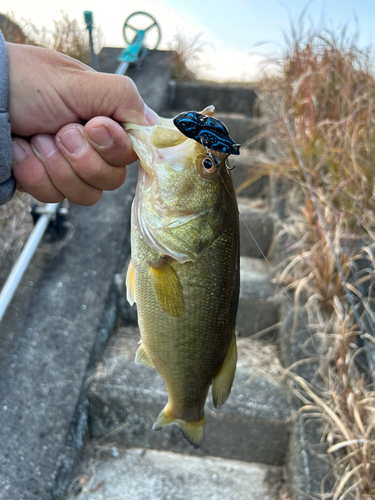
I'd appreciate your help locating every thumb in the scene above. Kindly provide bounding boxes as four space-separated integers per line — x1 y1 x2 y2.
63 71 160 126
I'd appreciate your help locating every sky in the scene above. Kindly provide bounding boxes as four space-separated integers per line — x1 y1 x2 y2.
3 0 375 81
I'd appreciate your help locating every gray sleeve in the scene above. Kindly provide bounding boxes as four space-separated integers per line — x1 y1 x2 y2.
0 30 16 206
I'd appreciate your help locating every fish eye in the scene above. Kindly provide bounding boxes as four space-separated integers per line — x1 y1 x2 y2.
201 156 217 174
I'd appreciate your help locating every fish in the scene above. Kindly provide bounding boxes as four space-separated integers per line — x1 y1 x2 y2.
123 105 240 446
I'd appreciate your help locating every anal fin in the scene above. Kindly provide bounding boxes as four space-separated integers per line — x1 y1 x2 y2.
212 332 237 408
135 342 155 368
148 258 183 318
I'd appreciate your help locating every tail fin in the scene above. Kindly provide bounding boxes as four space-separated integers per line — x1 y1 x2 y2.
152 404 205 446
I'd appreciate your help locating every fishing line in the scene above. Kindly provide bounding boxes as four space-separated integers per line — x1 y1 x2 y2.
217 165 317 341
220 119 374 378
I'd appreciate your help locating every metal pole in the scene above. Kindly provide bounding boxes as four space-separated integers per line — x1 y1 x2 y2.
0 203 59 323
88 30 99 71
115 61 129 75
84 11 99 71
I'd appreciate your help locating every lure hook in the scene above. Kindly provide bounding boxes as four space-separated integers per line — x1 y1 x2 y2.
225 157 236 170
202 142 235 171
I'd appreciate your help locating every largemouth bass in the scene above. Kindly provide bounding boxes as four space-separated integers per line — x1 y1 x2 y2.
124 106 240 446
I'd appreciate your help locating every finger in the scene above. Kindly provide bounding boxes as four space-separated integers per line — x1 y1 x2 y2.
55 124 127 191
12 138 64 203
64 72 160 126
30 133 103 206
84 117 138 166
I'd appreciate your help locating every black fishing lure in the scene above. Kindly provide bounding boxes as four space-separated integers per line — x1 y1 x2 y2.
173 111 241 156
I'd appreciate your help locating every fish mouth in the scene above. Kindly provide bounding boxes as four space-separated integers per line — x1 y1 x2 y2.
124 119 194 178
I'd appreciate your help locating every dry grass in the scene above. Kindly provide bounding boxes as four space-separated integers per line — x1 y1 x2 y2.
167 32 207 81
287 307 375 498
0 13 25 43
253 18 375 499
1 11 103 64
258 25 375 230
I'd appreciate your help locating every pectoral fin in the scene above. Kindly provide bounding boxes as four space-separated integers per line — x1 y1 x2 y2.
126 259 136 305
135 342 155 368
148 258 183 318
212 332 237 408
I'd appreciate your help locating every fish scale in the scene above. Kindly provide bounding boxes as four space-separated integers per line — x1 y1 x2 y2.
132 221 238 423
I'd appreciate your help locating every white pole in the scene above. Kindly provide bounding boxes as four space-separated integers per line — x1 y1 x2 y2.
0 203 60 323
115 61 129 75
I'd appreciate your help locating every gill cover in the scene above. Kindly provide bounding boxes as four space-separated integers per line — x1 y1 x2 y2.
124 108 225 263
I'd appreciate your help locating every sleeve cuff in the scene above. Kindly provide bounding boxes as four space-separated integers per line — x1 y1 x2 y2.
0 175 16 206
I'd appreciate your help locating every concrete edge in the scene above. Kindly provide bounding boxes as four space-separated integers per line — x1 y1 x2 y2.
270 175 334 499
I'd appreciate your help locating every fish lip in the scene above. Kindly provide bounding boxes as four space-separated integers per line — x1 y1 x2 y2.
126 119 190 175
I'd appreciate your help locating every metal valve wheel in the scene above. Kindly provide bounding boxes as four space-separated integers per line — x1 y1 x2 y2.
123 11 161 50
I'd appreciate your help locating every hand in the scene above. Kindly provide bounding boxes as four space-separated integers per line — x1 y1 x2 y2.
6 42 159 205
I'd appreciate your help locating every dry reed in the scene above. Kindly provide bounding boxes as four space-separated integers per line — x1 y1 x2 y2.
255 18 375 499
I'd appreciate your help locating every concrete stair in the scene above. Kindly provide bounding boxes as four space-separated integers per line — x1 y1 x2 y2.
238 257 280 338
86 327 289 466
66 448 282 500
231 148 269 198
238 197 274 258
215 112 265 149
167 81 259 115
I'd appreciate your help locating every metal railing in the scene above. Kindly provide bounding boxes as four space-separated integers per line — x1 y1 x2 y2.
0 203 61 323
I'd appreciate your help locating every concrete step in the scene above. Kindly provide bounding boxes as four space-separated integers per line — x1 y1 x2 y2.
66 448 283 500
231 148 269 198
237 257 280 338
238 197 274 258
0 180 138 500
87 327 290 466
216 112 264 150
168 80 259 116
